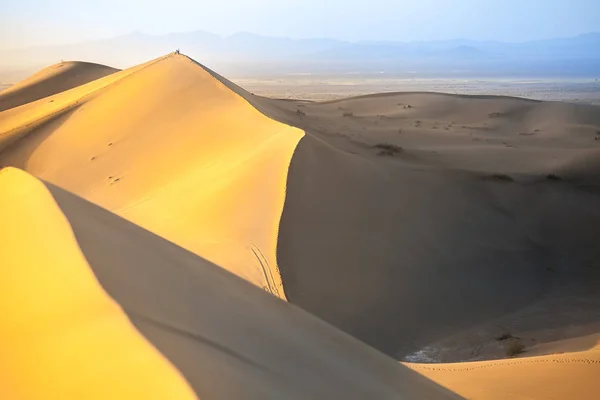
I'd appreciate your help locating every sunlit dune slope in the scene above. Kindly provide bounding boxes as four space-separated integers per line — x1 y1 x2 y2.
0 167 459 400
3 168 598 399
0 61 118 112
0 53 304 296
410 343 600 400
0 168 197 400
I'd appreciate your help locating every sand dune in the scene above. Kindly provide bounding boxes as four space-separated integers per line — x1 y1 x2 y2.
0 168 458 399
0 53 303 297
2 54 600 399
0 168 197 400
3 168 600 399
259 92 600 357
0 61 118 112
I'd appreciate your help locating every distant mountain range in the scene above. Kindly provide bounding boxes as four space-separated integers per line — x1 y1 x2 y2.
2 31 600 81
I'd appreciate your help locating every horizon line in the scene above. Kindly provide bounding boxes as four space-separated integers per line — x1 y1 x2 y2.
3 29 599 52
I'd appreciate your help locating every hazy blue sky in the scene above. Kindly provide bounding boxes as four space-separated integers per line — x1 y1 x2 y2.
1 0 599 49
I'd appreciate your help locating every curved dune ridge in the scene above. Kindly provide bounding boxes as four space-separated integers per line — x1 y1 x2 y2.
0 52 304 297
0 61 119 112
0 168 459 400
0 168 197 400
3 168 600 399
1 53 600 399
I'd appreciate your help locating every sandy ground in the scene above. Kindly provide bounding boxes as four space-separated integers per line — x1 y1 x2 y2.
410 341 600 400
1 53 600 399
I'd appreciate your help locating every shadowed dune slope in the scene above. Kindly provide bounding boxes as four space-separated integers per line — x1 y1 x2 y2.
4 169 599 400
269 92 600 357
1 55 600 399
2 56 599 359
0 168 197 400
0 53 304 297
0 61 119 112
0 167 459 400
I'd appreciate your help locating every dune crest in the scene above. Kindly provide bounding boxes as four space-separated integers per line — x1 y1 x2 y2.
0 168 459 399
0 53 304 297
0 167 197 400
0 61 118 112
1 54 600 399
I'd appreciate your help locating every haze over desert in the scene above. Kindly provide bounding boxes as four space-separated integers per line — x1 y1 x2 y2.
1 1 600 399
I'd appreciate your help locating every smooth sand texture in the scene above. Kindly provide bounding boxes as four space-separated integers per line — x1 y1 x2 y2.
0 53 303 297
0 168 197 400
410 345 600 400
266 93 600 357
0 61 118 112
1 55 600 399
0 168 458 400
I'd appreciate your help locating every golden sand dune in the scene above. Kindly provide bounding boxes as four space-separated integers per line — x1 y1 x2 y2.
0 168 196 400
0 168 458 399
3 170 600 400
0 61 118 112
3 168 599 399
0 53 303 297
2 54 600 399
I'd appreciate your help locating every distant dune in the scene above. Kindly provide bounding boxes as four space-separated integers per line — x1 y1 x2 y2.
0 61 118 112
1 53 600 399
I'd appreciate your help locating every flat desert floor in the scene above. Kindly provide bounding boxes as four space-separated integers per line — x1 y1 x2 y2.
235 76 600 104
1 53 599 399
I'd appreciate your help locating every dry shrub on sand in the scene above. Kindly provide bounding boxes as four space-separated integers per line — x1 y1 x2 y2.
485 174 514 183
374 143 403 156
496 331 514 341
506 339 525 357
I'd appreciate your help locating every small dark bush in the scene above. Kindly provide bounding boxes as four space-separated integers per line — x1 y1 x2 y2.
506 339 525 357
486 174 514 183
296 109 306 117
546 174 561 181
496 331 514 341
374 143 403 156
343 111 354 117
